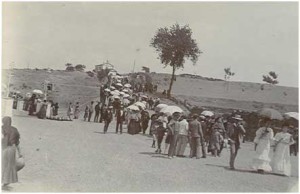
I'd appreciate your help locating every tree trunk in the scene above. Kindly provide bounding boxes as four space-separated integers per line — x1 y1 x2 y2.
167 65 176 98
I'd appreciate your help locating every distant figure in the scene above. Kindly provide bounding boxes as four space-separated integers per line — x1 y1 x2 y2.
115 106 126 134
189 115 205 159
46 101 52 118
103 106 113 134
99 104 106 123
53 103 59 116
28 94 36 115
127 110 142 135
94 102 101 122
2 116 22 188
176 115 189 157
88 101 94 122
141 110 150 135
83 105 89 121
252 118 273 174
37 100 47 119
271 122 295 176
67 103 73 120
167 113 181 159
74 102 80 119
227 115 246 170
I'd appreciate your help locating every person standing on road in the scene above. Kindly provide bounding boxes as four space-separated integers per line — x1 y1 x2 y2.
189 114 206 159
115 106 125 134
252 118 273 174
2 116 22 189
94 102 101 122
66 102 73 120
74 102 80 119
271 122 295 176
175 115 189 157
141 110 150 135
167 112 181 159
103 106 113 134
226 115 246 170
88 101 94 122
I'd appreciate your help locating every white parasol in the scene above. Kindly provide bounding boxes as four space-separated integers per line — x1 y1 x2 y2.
127 105 140 111
201 110 214 117
284 112 299 120
124 83 131 88
33 89 43 95
160 106 183 115
154 104 168 112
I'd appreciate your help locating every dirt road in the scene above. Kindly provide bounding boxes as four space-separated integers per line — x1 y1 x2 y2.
5 113 299 192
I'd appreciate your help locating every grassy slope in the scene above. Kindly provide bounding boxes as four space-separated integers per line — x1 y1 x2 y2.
3 69 100 111
151 73 298 113
2 69 298 113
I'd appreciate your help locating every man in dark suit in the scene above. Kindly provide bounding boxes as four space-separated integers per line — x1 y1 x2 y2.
227 115 246 169
189 114 206 159
115 106 125 134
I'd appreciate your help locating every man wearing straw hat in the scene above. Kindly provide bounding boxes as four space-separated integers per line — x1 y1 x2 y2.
227 114 246 170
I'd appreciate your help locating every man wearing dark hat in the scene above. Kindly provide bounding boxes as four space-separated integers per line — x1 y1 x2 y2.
103 106 113 134
115 106 125 134
227 114 246 169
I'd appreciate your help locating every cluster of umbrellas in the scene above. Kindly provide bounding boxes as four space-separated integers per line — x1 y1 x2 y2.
199 108 298 122
104 84 132 100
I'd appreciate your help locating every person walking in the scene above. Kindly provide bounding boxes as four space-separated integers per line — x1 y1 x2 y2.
88 101 94 122
209 116 225 157
252 118 274 174
2 117 22 189
103 106 113 134
94 102 101 122
67 102 73 120
271 122 295 176
227 115 246 170
175 115 189 157
99 104 106 123
189 114 206 159
37 100 47 119
115 106 125 134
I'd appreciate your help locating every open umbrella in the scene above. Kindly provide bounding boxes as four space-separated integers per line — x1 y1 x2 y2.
116 83 123 87
134 102 146 109
33 89 43 95
116 79 121 83
108 71 117 76
122 89 129 93
154 104 168 112
284 112 299 120
104 88 110 92
123 99 130 105
141 95 148 99
110 86 116 90
123 93 130 98
258 108 283 120
119 91 125 96
160 106 183 115
113 95 120 99
201 110 214 117
127 105 140 111
124 83 131 88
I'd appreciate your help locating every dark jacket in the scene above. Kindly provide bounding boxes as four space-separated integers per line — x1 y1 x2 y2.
189 119 203 138
227 122 245 145
116 109 125 122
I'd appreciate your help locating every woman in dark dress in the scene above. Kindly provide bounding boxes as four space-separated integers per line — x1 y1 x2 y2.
37 100 47 119
28 94 36 115
128 110 141 135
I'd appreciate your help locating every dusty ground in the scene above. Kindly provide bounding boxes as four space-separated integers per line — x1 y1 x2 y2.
3 111 299 192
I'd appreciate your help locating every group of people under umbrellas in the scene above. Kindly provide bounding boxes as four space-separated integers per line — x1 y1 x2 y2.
148 107 297 177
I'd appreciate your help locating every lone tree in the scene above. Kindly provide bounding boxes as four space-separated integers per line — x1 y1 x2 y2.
261 71 279 90
65 63 74 71
150 23 201 98
263 71 279 85
224 67 235 91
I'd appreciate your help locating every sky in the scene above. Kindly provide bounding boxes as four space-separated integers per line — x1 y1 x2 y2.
3 2 298 87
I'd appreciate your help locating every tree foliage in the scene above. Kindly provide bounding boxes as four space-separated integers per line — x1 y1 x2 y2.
262 71 279 85
75 64 86 72
142 66 150 73
65 63 75 71
224 67 235 81
150 23 201 97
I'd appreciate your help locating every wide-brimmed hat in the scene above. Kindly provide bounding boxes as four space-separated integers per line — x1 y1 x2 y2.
232 114 243 121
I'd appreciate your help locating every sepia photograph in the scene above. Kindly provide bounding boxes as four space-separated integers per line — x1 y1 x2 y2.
2 1 299 192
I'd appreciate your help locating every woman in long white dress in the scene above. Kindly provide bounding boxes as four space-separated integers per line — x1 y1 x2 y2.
271 122 295 176
252 118 274 173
